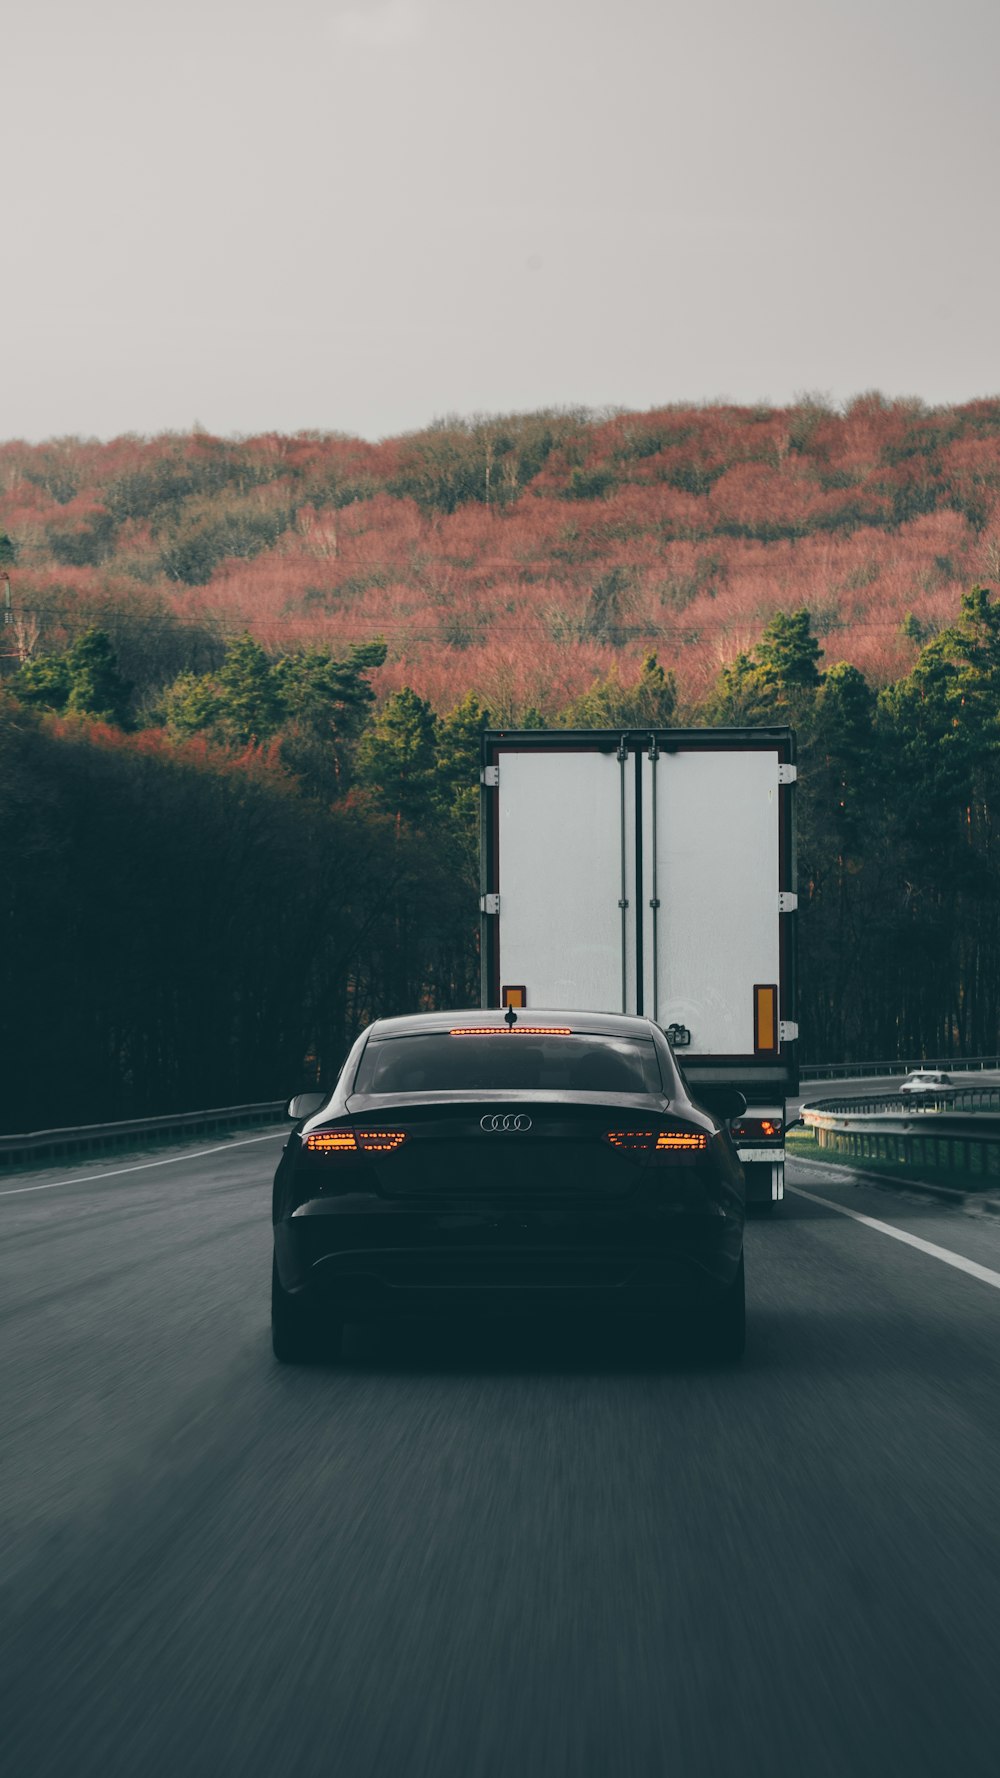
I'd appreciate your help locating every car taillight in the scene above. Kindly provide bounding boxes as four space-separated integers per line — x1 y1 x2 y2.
306 1131 359 1153
653 1131 708 1152
304 1130 408 1154
731 1118 783 1141
605 1130 656 1152
604 1127 708 1163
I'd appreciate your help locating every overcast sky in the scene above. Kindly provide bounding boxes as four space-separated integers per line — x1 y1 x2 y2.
4 0 998 441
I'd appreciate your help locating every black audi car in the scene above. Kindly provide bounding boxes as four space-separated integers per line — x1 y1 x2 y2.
271 1009 747 1362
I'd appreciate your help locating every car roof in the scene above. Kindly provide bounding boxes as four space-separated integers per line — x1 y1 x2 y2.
367 1009 664 1041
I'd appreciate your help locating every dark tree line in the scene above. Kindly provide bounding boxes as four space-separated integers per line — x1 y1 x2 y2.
0 700 476 1133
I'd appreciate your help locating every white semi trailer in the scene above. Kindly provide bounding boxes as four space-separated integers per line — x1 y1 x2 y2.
479 727 798 1206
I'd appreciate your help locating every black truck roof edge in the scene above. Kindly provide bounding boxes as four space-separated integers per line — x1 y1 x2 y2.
480 721 793 743
482 725 796 758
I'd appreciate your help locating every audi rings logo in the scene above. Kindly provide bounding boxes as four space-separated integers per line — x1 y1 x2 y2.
480 1113 532 1132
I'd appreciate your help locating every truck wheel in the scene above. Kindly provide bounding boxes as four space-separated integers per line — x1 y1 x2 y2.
271 1254 343 1363
705 1253 746 1362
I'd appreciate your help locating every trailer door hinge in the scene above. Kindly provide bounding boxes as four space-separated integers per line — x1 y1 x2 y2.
779 1020 799 1042
778 891 798 913
480 765 499 787
777 763 797 785
480 893 500 916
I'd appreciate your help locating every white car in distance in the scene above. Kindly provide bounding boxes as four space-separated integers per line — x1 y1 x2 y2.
898 1070 955 1097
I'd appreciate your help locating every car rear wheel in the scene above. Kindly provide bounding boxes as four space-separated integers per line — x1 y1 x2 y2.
704 1252 746 1362
271 1254 343 1363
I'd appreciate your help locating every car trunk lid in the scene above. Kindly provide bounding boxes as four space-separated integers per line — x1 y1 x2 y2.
343 1092 659 1199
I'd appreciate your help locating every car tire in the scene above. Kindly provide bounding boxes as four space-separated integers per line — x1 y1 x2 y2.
705 1252 746 1362
271 1254 343 1363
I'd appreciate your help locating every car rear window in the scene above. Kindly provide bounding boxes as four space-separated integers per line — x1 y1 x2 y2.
354 1033 663 1095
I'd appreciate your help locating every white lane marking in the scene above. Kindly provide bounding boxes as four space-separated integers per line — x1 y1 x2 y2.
0 1130 286 1199
789 1183 1000 1292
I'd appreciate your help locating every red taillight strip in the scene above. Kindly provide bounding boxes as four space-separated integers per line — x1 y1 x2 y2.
449 1027 573 1036
655 1131 707 1152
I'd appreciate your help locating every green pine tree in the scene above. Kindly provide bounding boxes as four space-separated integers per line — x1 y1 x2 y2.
434 692 490 813
64 629 132 725
559 653 676 728
10 650 72 713
163 671 224 739
215 634 282 744
357 688 439 827
11 628 131 725
756 608 823 690
705 609 824 724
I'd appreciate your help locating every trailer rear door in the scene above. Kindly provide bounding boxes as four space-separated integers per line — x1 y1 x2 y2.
485 734 792 1058
490 746 635 1012
641 745 782 1055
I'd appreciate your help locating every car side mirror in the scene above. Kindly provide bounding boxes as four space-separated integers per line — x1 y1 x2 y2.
697 1086 748 1121
287 1091 326 1121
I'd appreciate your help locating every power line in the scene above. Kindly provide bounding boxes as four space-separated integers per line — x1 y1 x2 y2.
5 601 964 637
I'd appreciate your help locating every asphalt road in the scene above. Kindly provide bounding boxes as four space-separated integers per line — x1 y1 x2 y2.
5 1126 1000 1778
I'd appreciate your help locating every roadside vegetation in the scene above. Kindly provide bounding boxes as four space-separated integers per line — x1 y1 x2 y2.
2 400 999 1129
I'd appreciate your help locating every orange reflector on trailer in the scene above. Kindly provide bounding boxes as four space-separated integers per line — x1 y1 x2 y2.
754 984 778 1053
502 985 526 1008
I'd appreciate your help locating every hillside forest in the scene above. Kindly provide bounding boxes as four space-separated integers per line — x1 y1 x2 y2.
1 398 999 1129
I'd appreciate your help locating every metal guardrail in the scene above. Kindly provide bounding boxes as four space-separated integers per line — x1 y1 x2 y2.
0 1101 286 1171
803 1087 1000 1116
800 1094 1000 1188
799 1056 1000 1079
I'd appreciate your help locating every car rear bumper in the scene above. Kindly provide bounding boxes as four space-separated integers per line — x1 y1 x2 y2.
275 1199 742 1315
